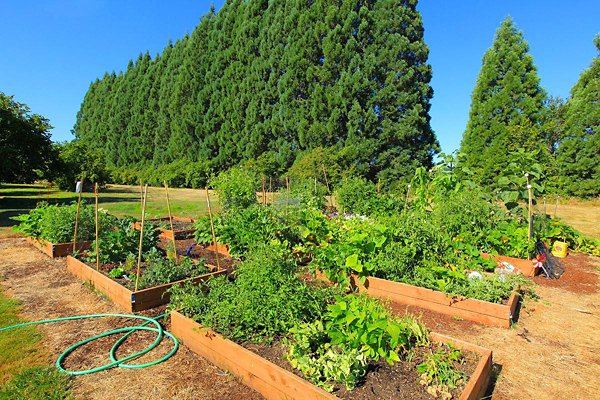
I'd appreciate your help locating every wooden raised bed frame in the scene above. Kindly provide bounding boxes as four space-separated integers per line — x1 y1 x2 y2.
171 311 492 400
480 252 538 277
350 274 519 328
66 256 225 312
25 237 92 258
133 217 196 240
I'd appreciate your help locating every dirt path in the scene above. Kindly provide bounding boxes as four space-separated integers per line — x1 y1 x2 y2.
402 253 600 400
1 237 599 399
0 238 261 400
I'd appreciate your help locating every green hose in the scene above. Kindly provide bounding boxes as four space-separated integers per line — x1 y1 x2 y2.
0 313 178 375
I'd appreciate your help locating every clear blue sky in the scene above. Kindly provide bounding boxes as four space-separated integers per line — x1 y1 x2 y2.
1 0 598 154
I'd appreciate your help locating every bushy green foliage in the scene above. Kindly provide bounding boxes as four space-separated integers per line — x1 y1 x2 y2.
84 216 160 264
12 202 115 244
334 176 404 216
51 140 110 190
136 255 209 290
169 245 338 342
417 345 466 397
211 167 258 212
0 92 55 183
286 294 428 391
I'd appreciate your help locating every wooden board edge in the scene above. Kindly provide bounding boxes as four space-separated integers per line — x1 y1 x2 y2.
171 311 336 400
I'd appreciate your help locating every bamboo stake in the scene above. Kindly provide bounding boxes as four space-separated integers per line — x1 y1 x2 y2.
377 178 381 194
73 180 84 253
322 165 331 209
262 176 266 206
525 173 533 241
269 177 273 204
285 176 290 215
554 196 559 218
134 185 148 291
404 184 411 211
139 179 143 204
164 181 176 257
94 183 100 271
205 187 221 270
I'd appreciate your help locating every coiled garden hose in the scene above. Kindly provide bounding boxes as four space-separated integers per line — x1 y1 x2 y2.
0 313 178 375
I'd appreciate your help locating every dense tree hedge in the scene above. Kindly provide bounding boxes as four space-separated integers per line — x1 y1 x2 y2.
74 0 439 186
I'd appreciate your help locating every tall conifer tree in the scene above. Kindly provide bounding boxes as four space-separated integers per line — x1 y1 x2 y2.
556 35 600 197
460 17 546 187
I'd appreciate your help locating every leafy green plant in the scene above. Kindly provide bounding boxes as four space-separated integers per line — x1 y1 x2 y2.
325 294 428 364
417 344 466 399
12 202 115 243
135 255 209 290
169 245 338 342
211 167 258 211
286 320 368 391
84 216 160 264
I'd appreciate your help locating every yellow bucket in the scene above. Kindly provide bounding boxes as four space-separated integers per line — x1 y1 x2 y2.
552 241 568 258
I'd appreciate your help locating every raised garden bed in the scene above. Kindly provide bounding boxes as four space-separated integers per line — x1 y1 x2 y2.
25 236 92 258
133 217 196 240
350 274 520 328
171 310 492 400
66 256 225 312
480 252 538 277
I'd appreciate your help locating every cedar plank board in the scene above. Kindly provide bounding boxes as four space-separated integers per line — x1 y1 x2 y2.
480 252 538 277
66 256 224 312
171 312 492 400
171 311 336 400
26 237 92 258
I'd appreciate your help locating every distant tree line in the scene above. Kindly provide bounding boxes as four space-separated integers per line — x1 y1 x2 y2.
460 18 599 198
74 0 439 191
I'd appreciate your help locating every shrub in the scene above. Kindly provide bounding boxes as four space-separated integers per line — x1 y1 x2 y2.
211 167 258 211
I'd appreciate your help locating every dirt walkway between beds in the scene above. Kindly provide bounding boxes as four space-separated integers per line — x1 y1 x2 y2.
399 253 600 400
0 238 261 400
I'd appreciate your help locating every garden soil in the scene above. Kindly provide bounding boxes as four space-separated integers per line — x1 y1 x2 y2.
1 237 599 399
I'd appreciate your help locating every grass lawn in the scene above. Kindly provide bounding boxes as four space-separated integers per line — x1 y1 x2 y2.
0 285 72 399
0 183 220 238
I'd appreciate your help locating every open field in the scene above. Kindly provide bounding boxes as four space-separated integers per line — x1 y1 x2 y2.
2 183 599 240
0 183 220 238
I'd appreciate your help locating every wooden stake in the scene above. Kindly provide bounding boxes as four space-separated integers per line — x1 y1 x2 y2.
377 178 381 194
73 180 84 253
164 181 176 257
404 184 411 211
134 184 148 291
139 179 143 205
525 173 533 241
262 176 266 206
94 183 100 271
205 187 221 271
322 165 332 209
314 176 317 195
554 196 559 218
285 176 290 214
269 177 273 204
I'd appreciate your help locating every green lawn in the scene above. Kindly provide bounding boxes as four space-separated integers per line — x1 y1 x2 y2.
0 183 220 238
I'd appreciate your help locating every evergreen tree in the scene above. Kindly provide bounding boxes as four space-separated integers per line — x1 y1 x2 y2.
556 35 600 197
460 17 547 188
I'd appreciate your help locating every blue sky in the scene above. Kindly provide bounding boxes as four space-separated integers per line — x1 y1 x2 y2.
1 0 598 154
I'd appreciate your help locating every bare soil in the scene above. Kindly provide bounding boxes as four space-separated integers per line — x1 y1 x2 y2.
0 238 260 400
243 339 477 400
171 238 236 273
405 252 600 400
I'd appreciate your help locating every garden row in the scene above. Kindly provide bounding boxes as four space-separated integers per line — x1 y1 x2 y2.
13 166 599 399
